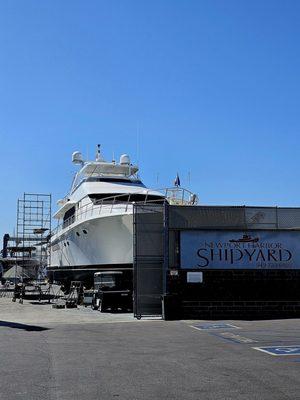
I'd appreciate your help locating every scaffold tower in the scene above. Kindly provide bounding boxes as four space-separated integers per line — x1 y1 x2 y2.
15 193 52 281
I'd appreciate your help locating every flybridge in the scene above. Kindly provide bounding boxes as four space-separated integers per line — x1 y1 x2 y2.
53 144 167 218
78 161 138 177
71 145 139 192
72 144 138 176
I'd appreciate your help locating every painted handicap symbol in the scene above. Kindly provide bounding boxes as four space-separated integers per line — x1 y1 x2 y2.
253 346 300 356
191 322 240 330
275 347 300 354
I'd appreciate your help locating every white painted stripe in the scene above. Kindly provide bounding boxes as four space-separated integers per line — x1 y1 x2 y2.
224 323 241 329
219 332 257 343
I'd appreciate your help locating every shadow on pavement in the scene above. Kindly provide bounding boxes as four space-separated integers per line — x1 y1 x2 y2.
0 320 50 331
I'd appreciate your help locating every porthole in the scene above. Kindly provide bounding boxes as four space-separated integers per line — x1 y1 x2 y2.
76 232 80 237
63 243 66 247
67 241 70 246
83 229 88 234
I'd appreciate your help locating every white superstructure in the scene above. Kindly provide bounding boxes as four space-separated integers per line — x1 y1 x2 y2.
48 145 197 286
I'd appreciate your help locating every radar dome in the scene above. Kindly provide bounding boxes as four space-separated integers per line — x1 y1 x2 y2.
120 154 130 165
72 151 84 165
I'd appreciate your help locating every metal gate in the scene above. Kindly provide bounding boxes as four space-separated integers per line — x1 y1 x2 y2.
133 203 165 318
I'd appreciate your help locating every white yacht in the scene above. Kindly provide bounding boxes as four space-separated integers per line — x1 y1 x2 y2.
48 145 197 287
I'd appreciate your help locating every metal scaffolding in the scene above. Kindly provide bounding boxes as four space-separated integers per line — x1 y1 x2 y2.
15 193 52 282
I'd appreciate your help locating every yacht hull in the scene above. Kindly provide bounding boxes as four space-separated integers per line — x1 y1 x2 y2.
48 213 134 287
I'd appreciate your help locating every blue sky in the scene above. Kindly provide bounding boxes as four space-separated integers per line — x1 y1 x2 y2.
1 0 300 238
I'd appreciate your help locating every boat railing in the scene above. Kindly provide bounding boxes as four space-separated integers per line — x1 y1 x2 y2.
52 187 198 236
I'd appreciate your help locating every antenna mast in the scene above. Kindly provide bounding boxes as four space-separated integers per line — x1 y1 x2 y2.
136 121 140 166
96 144 101 161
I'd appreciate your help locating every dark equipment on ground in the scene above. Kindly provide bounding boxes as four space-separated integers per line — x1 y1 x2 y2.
92 271 132 312
83 289 94 306
11 282 60 303
65 281 83 308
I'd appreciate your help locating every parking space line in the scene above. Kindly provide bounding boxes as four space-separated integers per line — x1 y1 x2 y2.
214 331 258 343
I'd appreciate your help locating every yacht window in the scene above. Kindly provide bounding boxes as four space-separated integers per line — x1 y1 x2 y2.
76 232 80 237
89 193 164 204
62 206 76 229
63 206 75 222
86 177 145 186
83 229 88 234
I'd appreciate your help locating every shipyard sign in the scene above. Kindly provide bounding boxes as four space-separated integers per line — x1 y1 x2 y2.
180 230 300 269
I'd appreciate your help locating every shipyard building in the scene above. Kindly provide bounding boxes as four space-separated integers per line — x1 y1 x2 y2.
133 204 300 320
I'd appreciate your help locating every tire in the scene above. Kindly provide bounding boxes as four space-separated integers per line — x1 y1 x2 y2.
99 300 105 313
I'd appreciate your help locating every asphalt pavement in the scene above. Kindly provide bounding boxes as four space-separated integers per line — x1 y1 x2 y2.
1 298 300 400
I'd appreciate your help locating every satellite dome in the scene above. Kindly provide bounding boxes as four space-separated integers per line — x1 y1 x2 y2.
120 154 130 165
72 151 84 165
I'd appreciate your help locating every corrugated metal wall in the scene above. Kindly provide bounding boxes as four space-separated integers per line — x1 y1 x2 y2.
169 206 300 230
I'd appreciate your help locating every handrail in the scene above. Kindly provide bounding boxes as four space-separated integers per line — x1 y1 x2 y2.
52 187 198 236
